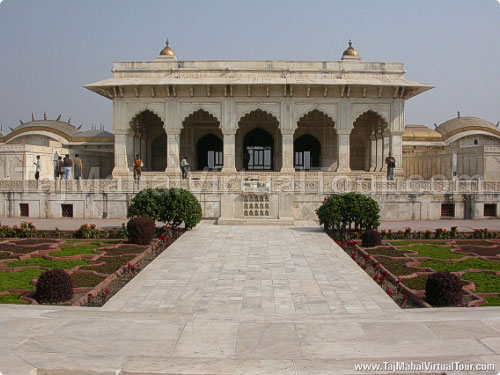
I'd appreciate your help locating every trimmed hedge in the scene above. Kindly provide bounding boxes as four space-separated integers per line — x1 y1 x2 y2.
361 230 382 247
127 217 155 245
35 269 73 304
127 188 202 229
425 271 463 307
317 193 380 232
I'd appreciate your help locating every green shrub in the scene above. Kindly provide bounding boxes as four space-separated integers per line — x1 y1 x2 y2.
34 269 73 304
127 217 156 245
425 271 463 307
316 193 380 232
128 188 202 229
361 230 382 247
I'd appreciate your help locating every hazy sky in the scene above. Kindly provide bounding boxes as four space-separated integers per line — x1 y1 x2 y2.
1 0 499 132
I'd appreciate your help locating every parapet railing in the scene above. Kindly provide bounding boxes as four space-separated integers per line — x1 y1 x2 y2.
0 175 499 195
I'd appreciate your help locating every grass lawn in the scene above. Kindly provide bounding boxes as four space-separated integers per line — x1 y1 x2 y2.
401 275 428 291
395 244 464 260
81 255 137 274
0 293 28 304
460 272 500 294
53 244 103 257
420 258 500 272
65 239 122 244
6 258 89 270
0 269 42 291
375 257 416 276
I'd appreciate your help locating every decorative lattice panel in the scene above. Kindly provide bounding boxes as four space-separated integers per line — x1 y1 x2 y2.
441 203 455 218
243 194 270 218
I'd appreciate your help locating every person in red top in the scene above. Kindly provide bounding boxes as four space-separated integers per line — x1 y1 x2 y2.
133 154 142 180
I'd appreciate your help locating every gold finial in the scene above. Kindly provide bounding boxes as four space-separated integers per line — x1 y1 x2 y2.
159 38 176 57
342 39 360 59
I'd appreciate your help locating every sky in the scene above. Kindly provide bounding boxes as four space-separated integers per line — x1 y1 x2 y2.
0 0 499 132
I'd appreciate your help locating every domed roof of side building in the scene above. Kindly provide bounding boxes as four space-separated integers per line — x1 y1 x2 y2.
12 120 79 138
435 117 500 141
403 125 442 142
74 129 114 139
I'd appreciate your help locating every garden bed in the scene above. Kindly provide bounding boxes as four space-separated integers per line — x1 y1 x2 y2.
0 228 183 306
334 233 500 308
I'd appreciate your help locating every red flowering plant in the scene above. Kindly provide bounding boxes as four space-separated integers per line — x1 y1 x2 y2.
73 223 100 239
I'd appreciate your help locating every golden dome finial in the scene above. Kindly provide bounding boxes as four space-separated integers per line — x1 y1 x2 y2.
159 38 176 57
342 39 360 60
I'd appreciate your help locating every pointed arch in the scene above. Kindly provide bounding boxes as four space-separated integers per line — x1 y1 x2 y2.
182 108 220 128
243 127 274 170
350 110 388 171
180 109 222 170
295 109 336 171
236 109 281 171
129 110 165 171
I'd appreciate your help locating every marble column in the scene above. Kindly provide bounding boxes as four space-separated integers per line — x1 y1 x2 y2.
336 132 351 172
221 131 237 173
165 131 181 174
369 133 377 171
280 132 295 173
381 133 390 171
112 133 131 176
376 130 384 171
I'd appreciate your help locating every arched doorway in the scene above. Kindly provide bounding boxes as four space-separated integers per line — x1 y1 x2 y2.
181 109 222 171
295 109 335 170
243 127 274 170
236 109 281 171
196 133 223 171
294 134 321 170
130 110 165 171
350 110 388 171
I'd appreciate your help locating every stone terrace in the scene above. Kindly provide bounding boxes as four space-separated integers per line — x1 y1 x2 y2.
0 223 500 375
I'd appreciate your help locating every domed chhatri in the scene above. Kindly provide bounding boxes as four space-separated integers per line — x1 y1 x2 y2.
342 39 360 60
159 39 176 59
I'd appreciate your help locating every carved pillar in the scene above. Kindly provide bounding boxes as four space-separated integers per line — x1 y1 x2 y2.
336 132 351 172
165 131 181 174
336 99 352 172
112 133 131 176
369 133 377 171
221 131 237 173
280 132 295 173
376 130 384 171
381 132 390 171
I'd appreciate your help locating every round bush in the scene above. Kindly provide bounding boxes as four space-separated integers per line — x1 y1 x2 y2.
35 269 73 304
361 230 382 247
127 188 202 229
127 217 155 245
425 271 463 307
316 193 380 233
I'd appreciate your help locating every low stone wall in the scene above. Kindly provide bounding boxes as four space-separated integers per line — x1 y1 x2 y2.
0 175 499 221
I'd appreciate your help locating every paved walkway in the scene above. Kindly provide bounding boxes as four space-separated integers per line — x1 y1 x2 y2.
102 225 397 316
0 223 500 375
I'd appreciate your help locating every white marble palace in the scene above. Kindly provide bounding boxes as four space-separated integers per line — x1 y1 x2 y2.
1 41 500 221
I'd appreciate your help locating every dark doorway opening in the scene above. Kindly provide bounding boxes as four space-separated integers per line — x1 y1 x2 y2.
197 134 223 171
294 134 321 170
243 128 274 170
